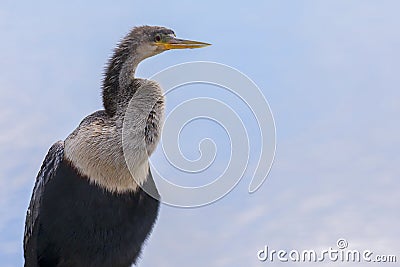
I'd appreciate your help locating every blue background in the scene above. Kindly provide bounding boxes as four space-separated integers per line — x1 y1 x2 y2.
1 1 399 266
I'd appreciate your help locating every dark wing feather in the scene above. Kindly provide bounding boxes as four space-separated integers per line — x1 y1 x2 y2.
24 141 64 265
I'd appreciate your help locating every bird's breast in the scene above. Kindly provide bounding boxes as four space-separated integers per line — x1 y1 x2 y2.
64 79 165 194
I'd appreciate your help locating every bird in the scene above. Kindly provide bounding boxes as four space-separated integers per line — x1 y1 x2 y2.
23 25 210 267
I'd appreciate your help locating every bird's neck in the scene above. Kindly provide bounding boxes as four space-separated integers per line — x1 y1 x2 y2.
102 45 141 117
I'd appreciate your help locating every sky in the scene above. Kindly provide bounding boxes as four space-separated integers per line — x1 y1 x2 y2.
1 1 400 266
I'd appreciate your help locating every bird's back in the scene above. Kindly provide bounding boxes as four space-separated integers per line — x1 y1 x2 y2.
24 142 160 267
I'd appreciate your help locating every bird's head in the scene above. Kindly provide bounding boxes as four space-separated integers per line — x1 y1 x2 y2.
126 25 211 61
102 25 210 116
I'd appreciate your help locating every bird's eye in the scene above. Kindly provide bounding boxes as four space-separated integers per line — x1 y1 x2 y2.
154 34 162 42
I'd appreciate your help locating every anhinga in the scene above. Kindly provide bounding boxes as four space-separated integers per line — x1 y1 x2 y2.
23 25 210 267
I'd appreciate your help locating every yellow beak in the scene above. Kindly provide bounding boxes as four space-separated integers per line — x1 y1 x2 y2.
157 37 211 50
